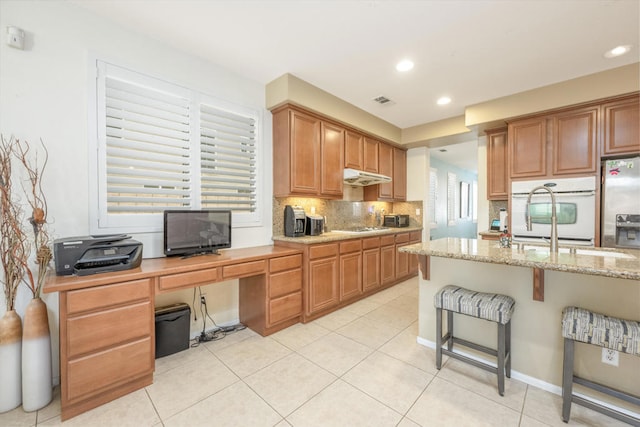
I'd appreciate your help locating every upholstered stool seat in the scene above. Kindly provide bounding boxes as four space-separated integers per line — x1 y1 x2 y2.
561 306 640 425
434 285 515 396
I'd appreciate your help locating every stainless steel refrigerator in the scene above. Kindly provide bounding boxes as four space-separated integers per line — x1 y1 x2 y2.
601 156 640 249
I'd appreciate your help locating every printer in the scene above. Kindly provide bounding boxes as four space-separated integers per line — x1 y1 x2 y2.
54 234 143 276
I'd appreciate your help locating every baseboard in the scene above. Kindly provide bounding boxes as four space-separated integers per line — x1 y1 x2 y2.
416 336 640 419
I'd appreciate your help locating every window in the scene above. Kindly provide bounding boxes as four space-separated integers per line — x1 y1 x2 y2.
447 172 457 226
90 61 261 233
429 168 438 228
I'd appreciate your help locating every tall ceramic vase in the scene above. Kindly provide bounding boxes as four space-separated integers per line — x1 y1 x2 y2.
0 310 22 413
21 297 52 412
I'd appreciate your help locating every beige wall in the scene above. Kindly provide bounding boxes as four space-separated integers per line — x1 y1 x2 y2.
420 257 640 403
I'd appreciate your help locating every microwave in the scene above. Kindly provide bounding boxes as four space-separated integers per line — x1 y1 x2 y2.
383 214 409 228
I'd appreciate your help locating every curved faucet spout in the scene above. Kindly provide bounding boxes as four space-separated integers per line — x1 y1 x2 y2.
526 185 558 253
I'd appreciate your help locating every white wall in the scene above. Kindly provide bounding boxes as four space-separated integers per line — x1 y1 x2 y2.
476 135 489 232
406 147 430 242
0 0 274 384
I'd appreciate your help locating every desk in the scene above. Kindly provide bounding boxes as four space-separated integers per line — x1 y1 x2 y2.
44 245 302 421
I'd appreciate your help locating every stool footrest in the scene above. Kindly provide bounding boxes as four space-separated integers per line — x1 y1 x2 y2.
441 348 498 375
571 395 640 426
574 375 640 407
450 336 498 358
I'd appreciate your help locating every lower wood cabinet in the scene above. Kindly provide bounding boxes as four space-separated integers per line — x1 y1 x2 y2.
380 234 396 285
362 237 381 292
395 232 410 279
340 240 362 302
307 243 340 316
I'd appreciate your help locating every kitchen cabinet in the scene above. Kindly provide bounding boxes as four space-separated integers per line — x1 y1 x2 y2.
380 234 396 285
272 106 343 198
345 131 364 169
363 137 379 173
363 143 408 201
267 255 303 327
378 143 394 198
339 240 362 302
307 243 340 316
486 128 509 200
393 148 407 201
60 278 154 421
395 232 410 279
602 95 640 156
552 106 598 175
509 116 547 178
362 237 381 292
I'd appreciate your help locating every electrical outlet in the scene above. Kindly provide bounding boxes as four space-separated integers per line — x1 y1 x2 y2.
200 295 207 305
416 208 421 216
601 348 619 366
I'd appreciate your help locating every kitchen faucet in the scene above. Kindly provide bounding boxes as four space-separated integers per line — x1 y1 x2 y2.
526 185 558 253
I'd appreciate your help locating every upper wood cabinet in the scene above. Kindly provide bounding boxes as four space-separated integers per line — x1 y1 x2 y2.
602 95 640 156
272 106 343 198
486 128 508 200
344 131 364 169
393 148 407 201
363 137 379 173
552 107 598 175
508 117 547 178
363 143 407 201
378 143 394 198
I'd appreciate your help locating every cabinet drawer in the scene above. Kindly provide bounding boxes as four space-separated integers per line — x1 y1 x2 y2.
380 235 395 246
159 268 217 291
270 269 302 298
395 233 410 244
67 337 153 402
67 301 152 359
362 237 380 250
66 279 151 315
270 254 302 273
269 292 302 325
410 231 421 242
309 243 339 260
340 240 362 254
223 260 266 279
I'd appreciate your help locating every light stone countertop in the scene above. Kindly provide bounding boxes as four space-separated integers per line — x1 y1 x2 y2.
272 226 423 244
399 238 640 281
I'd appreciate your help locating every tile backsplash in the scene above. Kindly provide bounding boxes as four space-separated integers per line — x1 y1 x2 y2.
272 197 423 236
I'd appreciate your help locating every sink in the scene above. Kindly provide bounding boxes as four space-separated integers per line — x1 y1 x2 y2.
332 227 389 234
518 245 634 259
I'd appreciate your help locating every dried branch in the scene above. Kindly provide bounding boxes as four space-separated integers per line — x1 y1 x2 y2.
0 135 28 311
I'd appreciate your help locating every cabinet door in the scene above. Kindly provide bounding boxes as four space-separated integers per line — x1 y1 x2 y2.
363 137 379 173
344 131 364 169
307 257 339 315
393 148 407 201
340 252 362 301
509 117 546 178
552 107 598 175
362 248 380 291
380 245 395 285
395 244 409 279
320 122 345 197
290 109 320 194
378 143 394 199
486 129 508 200
602 96 640 156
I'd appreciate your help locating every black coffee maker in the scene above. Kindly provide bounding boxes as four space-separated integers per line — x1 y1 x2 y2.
284 205 306 237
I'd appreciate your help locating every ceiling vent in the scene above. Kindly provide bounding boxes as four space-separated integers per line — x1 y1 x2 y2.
372 95 395 106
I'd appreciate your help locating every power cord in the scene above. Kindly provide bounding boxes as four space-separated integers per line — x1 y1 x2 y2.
190 287 246 347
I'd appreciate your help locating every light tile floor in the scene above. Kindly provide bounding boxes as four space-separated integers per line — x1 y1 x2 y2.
1 277 629 426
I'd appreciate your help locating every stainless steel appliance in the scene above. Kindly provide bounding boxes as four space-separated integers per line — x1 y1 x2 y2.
343 168 392 186
601 156 640 249
284 205 306 237
511 176 596 246
383 214 409 227
305 214 324 236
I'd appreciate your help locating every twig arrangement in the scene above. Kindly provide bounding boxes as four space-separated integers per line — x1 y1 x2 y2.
0 135 28 311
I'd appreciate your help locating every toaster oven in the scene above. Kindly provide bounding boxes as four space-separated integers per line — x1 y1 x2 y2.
383 214 409 228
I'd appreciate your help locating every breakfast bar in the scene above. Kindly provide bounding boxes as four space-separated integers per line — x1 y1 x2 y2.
400 238 640 415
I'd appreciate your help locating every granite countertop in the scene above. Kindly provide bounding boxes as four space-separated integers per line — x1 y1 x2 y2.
272 226 423 244
399 238 640 280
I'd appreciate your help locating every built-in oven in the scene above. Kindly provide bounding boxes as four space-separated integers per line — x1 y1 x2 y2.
510 176 596 246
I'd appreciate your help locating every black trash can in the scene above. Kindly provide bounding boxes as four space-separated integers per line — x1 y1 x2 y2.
155 303 191 358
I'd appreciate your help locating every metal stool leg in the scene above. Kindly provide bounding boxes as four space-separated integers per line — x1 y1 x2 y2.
436 307 443 369
562 338 575 423
505 320 511 378
497 322 506 396
447 310 454 351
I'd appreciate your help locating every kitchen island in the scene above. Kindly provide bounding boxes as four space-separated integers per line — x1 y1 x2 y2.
399 238 639 412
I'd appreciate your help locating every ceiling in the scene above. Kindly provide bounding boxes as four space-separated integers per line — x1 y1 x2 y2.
70 0 638 172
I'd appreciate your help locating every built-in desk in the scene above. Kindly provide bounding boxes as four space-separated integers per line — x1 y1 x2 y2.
44 245 302 421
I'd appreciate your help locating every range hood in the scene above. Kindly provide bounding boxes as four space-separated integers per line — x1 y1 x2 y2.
343 168 392 186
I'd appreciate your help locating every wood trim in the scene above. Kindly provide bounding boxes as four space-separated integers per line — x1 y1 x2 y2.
418 255 430 280
533 268 545 302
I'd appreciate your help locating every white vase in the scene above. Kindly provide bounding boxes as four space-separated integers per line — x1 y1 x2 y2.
21 298 52 412
0 309 22 413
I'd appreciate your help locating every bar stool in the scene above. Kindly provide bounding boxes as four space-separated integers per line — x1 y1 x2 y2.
434 285 515 396
561 306 640 425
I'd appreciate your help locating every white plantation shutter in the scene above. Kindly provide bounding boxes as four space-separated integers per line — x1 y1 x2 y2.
200 103 256 212
92 60 261 233
105 77 192 213
447 172 457 226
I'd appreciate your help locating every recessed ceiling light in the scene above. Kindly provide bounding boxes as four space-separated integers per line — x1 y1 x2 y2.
396 59 414 72
437 96 451 105
604 45 632 58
